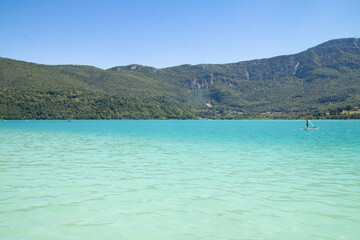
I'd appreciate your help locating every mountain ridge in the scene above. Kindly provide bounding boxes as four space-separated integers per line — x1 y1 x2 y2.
2 37 359 71
1 38 360 119
108 38 359 70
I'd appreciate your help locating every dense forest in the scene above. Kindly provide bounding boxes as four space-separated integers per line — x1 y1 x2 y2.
0 89 197 120
1 38 359 119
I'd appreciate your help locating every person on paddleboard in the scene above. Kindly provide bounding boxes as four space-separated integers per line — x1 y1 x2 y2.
306 118 312 129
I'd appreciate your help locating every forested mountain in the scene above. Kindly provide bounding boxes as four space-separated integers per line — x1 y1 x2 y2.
1 38 359 119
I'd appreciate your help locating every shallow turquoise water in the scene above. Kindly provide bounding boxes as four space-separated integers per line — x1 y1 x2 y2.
0 120 359 240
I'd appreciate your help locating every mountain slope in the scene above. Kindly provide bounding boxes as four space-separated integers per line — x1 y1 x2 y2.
1 38 359 119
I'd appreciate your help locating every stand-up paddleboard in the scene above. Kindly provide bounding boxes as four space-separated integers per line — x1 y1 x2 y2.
300 127 319 130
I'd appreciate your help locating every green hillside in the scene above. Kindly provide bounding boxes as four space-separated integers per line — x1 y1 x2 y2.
1 38 360 119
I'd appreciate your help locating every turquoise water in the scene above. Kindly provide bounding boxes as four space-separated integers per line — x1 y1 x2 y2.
0 120 359 240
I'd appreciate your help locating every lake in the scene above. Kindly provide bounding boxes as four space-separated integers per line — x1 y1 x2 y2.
0 120 359 240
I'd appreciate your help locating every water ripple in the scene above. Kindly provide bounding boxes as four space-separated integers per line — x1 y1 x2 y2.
1 120 360 240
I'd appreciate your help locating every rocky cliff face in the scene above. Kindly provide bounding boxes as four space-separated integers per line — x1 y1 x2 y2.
169 38 360 86
105 38 359 93
155 38 360 110
311 38 359 53
1 38 359 114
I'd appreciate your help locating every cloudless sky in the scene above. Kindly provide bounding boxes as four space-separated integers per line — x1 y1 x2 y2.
0 0 359 69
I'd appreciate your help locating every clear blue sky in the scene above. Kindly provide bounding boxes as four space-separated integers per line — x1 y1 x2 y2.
1 0 359 69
